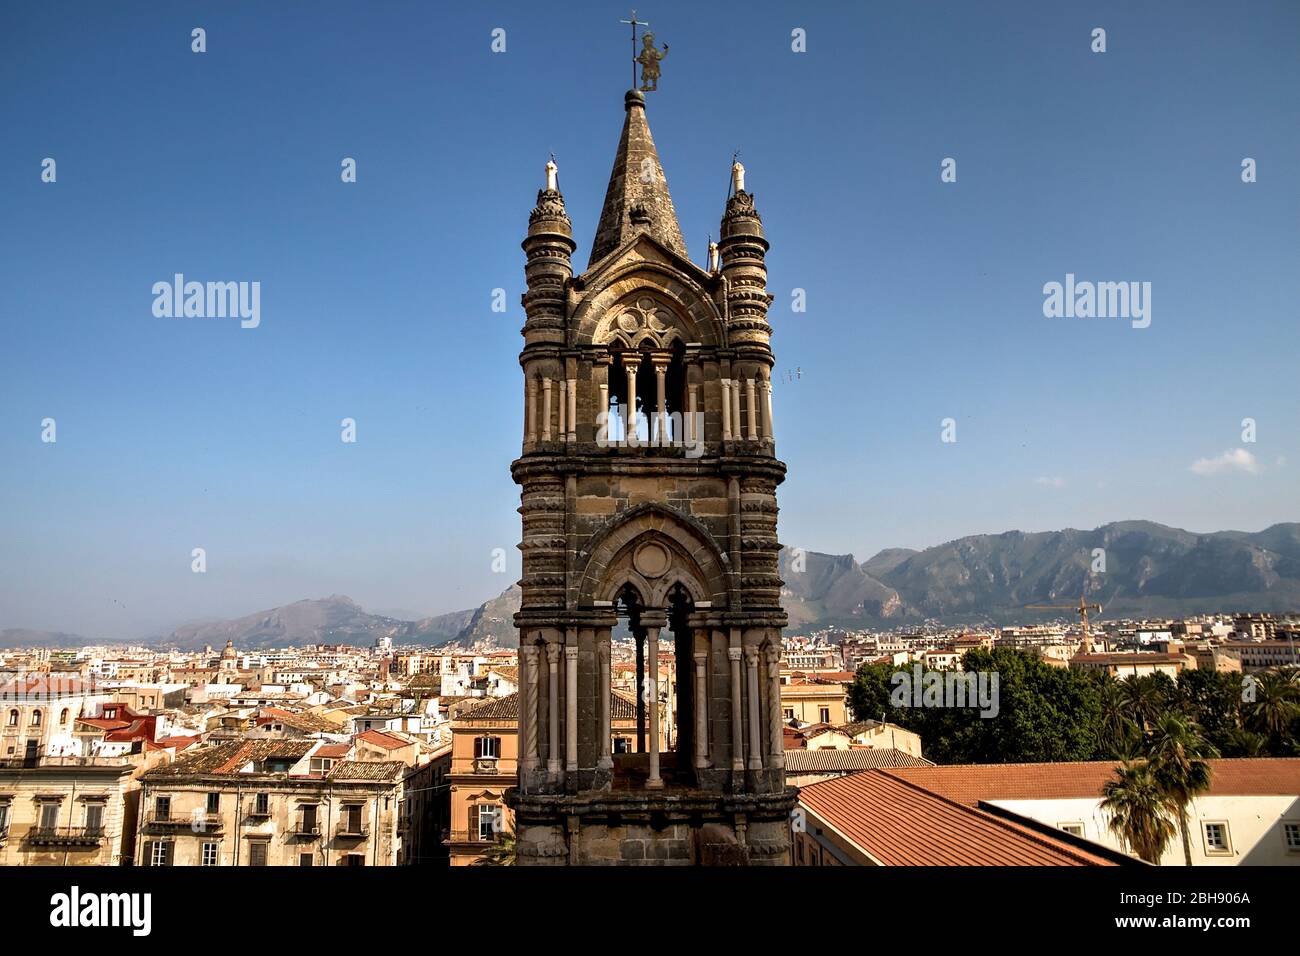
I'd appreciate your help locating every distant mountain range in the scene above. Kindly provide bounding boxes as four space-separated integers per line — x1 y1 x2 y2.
5 522 1297 649
782 521 1300 630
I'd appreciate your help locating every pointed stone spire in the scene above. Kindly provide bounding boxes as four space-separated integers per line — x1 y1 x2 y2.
588 89 687 268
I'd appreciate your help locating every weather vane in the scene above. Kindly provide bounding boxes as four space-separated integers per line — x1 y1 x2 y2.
620 10 668 92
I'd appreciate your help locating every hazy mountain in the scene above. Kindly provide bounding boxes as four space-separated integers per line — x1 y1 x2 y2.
450 584 521 648
6 522 1297 649
0 628 94 649
788 521 1300 629
780 550 903 627
161 595 472 650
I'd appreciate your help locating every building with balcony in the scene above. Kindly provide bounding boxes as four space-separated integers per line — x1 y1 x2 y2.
135 737 444 866
0 752 167 866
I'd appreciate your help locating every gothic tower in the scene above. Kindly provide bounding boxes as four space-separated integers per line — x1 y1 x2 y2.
505 89 795 865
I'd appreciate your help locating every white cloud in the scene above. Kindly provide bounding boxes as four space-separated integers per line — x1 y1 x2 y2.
1034 476 1065 488
1190 448 1260 476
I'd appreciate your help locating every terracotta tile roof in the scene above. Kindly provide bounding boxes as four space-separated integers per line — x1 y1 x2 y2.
799 771 1117 866
784 748 932 773
256 708 341 734
884 758 1300 805
327 760 404 782
144 739 314 778
458 693 520 722
611 689 640 721
356 729 410 751
314 743 352 759
75 717 131 731
838 720 887 736
490 666 519 682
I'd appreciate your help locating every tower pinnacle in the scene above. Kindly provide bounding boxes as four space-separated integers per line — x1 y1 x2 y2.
587 90 687 268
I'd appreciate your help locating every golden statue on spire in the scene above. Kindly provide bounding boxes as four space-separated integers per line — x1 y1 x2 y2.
620 11 667 92
637 31 668 91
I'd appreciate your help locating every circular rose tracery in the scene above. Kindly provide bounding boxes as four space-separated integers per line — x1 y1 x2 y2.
633 541 671 579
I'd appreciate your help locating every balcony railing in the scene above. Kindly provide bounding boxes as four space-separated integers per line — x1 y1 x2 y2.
142 812 224 833
335 821 369 840
445 830 501 845
292 821 322 839
25 826 106 846
472 757 500 774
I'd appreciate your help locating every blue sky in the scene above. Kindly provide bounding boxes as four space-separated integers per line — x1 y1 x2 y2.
2 0 1297 640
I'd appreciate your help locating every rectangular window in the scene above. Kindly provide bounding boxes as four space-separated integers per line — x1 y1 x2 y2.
300 804 318 831
249 841 269 867
84 803 104 834
201 842 219 866
345 854 365 867
1059 823 1084 838
1283 822 1300 851
299 853 314 867
155 795 171 821
1203 822 1231 854
818 707 830 723
345 805 363 833
150 841 172 866
474 736 501 759
206 792 220 814
477 804 499 841
39 803 59 830
253 792 269 815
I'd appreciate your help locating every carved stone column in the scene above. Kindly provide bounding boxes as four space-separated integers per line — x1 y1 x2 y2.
721 380 732 440
745 644 763 770
652 356 669 445
728 643 744 772
564 642 578 773
597 633 612 770
645 624 663 789
687 383 699 445
557 379 567 440
520 644 540 772
546 642 561 776
731 378 742 443
761 378 774 443
745 377 758 440
526 378 537 444
623 354 640 447
693 651 709 769
541 378 553 441
765 642 784 768
566 377 577 442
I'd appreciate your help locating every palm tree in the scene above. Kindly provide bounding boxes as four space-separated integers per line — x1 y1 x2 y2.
1101 760 1177 864
1121 675 1167 737
472 829 516 866
1147 712 1217 866
1217 726 1266 757
1244 670 1300 744
1097 676 1140 757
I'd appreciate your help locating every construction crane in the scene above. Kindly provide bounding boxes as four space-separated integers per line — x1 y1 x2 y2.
1024 596 1104 652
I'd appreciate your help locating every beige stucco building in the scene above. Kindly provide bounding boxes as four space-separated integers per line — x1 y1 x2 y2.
135 738 441 866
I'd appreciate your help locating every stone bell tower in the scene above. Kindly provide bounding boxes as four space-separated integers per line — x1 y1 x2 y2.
505 88 795 865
